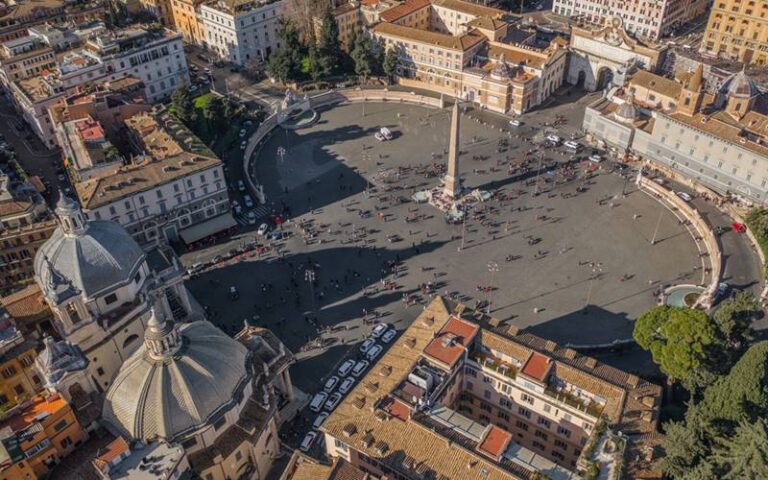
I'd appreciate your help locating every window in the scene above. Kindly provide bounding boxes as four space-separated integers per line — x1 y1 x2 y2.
182 437 198 449
53 419 68 432
518 407 531 419
483 390 491 399
13 384 24 395
515 420 528 431
532 441 545 450
554 439 568 449
557 426 572 438
521 393 534 405
104 293 118 305
97 367 105 376
535 430 548 440
61 437 73 449
1 366 17 379
537 417 551 428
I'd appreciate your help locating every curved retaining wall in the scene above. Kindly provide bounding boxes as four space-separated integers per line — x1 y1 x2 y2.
638 176 722 309
242 89 444 201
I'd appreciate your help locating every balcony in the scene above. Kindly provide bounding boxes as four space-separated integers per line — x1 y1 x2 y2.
471 351 518 381
543 387 605 418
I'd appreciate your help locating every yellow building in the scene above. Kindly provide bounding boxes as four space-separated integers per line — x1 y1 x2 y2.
170 0 206 44
0 394 88 479
700 0 768 65
371 0 567 114
0 325 42 412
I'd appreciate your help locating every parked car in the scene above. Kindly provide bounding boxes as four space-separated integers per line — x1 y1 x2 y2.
366 345 383 360
676 191 692 202
238 180 246 192
509 119 522 127
240 141 247 151
381 329 397 344
588 154 603 163
267 231 286 241
313 412 329 429
257 223 270 236
652 177 667 185
546 134 562 145
324 392 343 411
370 323 390 339
309 392 328 412
299 432 317 452
243 195 254 208
351 360 370 377
338 377 355 394
246 211 257 225
229 286 239 300
359 338 375 354
239 129 247 138
563 140 581 151
337 359 355 377
323 375 339 393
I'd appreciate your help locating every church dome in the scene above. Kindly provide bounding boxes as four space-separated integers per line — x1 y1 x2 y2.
102 309 251 442
720 69 759 99
615 97 637 123
33 193 145 303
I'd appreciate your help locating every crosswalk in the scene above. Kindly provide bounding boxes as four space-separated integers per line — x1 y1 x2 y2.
234 205 272 226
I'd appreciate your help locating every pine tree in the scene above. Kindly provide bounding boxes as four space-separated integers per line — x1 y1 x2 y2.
317 7 342 77
171 87 195 123
713 419 768 479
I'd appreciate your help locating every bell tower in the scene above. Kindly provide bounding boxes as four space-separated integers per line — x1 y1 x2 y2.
677 65 704 117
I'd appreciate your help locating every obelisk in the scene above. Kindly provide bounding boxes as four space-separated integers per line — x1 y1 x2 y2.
443 99 461 199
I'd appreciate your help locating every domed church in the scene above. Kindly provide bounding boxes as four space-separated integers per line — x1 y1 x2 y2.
33 193 201 402
101 310 295 480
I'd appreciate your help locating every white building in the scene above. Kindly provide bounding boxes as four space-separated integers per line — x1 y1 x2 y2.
84 27 190 103
73 108 234 245
199 0 287 66
552 0 708 40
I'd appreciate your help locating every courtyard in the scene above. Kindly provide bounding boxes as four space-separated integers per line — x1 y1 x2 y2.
187 92 708 392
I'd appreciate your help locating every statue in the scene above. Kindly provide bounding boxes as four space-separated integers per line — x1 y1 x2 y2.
282 89 296 110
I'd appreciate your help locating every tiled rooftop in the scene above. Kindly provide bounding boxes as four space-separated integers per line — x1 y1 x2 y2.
478 425 512 459
423 315 478 368
322 297 663 480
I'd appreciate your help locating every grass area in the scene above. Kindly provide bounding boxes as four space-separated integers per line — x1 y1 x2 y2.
192 93 216 144
300 55 311 75
194 92 214 108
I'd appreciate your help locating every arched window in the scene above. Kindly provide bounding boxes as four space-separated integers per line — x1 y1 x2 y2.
122 334 140 350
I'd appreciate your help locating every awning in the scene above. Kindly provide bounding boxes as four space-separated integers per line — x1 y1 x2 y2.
179 214 237 244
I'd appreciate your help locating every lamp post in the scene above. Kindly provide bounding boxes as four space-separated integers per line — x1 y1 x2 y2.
651 209 664 245
487 262 499 313
583 263 602 313
277 146 286 164
305 268 316 320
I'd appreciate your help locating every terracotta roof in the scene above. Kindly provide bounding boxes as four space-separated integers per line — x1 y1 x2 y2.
0 284 52 323
486 43 549 69
371 22 485 50
379 0 430 22
520 351 550 382
630 70 681 100
423 315 478 368
478 425 511 459
467 16 506 31
323 296 663 479
431 0 504 18
0 199 32 218
280 454 368 480
92 437 130 473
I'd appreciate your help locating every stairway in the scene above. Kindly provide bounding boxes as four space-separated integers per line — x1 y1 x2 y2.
165 288 188 322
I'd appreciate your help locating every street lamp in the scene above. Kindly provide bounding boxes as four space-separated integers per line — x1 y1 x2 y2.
486 262 499 313
583 263 603 313
277 146 286 163
305 268 316 319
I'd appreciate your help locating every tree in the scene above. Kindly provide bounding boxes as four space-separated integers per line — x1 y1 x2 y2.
712 419 768 479
266 51 291 83
244 59 266 81
203 95 226 132
383 47 398 83
307 42 322 82
372 37 386 76
171 87 195 124
317 7 342 77
712 291 758 359
633 305 717 390
351 32 373 79
659 342 768 479
267 18 303 82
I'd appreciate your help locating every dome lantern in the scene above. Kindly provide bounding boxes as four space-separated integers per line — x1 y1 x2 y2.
55 191 88 236
144 308 182 360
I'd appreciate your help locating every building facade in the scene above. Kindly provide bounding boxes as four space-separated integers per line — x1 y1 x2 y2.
199 0 287 66
83 27 190 103
320 297 663 480
372 0 568 115
72 108 234 245
585 67 768 204
0 394 88 479
170 0 208 44
551 0 707 40
700 0 768 65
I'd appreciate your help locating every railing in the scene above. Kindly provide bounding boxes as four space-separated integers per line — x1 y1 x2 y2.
471 352 518 381
542 387 604 418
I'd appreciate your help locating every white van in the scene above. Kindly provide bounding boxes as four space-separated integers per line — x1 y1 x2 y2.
509 119 522 127
309 392 328 412
564 140 581 151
